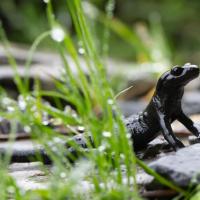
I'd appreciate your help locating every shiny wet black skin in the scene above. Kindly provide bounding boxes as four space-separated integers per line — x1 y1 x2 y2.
125 63 200 150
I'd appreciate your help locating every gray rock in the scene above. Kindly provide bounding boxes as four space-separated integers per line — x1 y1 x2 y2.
118 91 200 118
136 168 154 186
0 140 51 163
182 91 200 115
9 162 48 191
149 144 200 187
137 136 171 160
117 100 147 117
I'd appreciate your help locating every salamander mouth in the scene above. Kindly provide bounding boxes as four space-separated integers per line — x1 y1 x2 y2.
182 63 199 81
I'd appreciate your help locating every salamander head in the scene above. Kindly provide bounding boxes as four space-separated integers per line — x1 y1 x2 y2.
157 63 199 90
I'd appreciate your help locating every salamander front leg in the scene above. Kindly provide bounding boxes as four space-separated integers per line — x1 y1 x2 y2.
158 114 185 150
177 111 200 138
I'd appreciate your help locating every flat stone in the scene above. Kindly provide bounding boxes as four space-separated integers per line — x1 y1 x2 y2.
9 162 44 172
0 140 39 151
149 144 200 187
0 140 41 152
136 168 154 186
0 140 52 163
9 162 48 191
136 136 171 160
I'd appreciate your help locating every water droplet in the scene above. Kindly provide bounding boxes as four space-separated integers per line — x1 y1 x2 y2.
126 133 131 139
18 95 26 110
7 186 15 194
99 182 105 189
7 106 15 112
72 113 78 118
2 97 12 106
77 126 85 133
120 153 125 160
34 112 40 118
122 176 134 185
42 120 49 126
43 0 49 3
60 172 66 178
78 47 85 55
31 105 37 112
98 145 106 152
24 126 31 133
102 131 111 138
107 99 114 105
51 26 65 42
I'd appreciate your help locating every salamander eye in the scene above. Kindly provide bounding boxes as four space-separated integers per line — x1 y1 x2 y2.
171 66 184 76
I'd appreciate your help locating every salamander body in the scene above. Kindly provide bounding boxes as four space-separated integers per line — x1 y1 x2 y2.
125 63 200 150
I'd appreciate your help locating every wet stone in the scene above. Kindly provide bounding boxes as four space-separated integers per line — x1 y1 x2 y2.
149 144 200 187
136 136 171 160
0 140 51 163
136 168 154 186
9 162 49 191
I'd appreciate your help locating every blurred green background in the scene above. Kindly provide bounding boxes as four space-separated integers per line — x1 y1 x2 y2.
0 0 200 64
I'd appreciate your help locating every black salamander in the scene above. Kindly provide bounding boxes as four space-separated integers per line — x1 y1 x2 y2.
125 63 200 150
1 63 200 163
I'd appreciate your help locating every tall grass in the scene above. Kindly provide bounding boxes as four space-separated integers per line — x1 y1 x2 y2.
0 0 195 199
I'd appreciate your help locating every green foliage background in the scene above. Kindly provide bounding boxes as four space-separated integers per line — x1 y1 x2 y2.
1 0 200 63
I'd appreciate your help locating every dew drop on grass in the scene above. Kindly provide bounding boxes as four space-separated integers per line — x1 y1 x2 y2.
60 172 66 178
24 126 31 133
31 105 37 112
107 99 114 105
34 112 40 118
2 97 12 105
102 131 111 137
122 176 134 185
42 120 49 126
18 95 26 110
120 153 125 160
78 47 85 55
72 113 78 118
7 106 15 112
77 126 85 133
98 145 106 152
43 0 49 3
99 182 105 189
51 26 65 42
7 186 15 194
